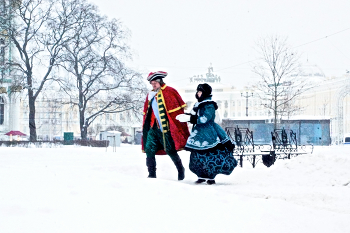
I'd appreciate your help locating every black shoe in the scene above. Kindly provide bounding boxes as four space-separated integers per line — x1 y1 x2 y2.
195 179 206 184
207 180 216 185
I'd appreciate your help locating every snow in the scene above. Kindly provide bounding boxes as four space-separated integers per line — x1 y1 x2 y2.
0 144 349 233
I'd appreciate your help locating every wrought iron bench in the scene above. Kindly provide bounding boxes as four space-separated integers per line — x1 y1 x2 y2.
225 126 313 168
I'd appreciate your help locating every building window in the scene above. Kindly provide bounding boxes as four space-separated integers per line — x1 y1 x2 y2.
0 0 5 15
186 101 193 108
217 100 222 108
185 90 196 93
213 89 223 92
0 38 5 66
0 96 4 125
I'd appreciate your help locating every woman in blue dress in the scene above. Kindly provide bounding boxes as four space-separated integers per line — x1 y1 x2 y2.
176 83 237 184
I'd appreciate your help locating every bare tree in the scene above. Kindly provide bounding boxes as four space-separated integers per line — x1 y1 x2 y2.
87 123 102 139
105 124 124 132
57 4 146 140
319 97 329 117
252 35 311 130
4 0 80 141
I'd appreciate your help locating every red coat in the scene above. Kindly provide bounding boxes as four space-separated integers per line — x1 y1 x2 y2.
142 84 190 155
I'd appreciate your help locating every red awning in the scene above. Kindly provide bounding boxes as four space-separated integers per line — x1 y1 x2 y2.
5 131 27 136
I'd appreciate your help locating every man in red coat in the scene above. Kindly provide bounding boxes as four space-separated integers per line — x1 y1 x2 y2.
142 71 190 180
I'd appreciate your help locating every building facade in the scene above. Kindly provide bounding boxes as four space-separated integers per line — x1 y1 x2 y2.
293 75 350 144
177 65 270 121
0 0 22 139
177 65 350 145
17 96 142 141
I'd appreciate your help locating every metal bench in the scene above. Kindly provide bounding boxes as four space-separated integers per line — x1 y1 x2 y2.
225 126 313 168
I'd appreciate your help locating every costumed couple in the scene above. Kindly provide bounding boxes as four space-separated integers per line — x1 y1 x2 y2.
142 71 237 184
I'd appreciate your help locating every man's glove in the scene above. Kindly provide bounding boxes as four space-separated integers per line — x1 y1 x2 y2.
176 114 191 122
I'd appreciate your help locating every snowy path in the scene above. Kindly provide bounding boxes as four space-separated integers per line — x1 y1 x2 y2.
0 145 349 233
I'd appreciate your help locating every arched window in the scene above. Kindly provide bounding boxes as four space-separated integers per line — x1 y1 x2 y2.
0 96 4 125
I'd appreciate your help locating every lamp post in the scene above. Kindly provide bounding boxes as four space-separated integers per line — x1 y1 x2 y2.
241 91 253 117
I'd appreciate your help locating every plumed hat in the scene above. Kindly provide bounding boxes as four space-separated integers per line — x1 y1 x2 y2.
147 71 168 82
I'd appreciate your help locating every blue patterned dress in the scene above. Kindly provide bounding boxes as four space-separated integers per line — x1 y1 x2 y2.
185 98 237 179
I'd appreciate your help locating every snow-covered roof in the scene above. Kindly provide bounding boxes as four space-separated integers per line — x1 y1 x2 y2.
299 62 326 78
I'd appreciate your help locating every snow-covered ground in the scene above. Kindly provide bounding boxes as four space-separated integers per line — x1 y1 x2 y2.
0 144 349 233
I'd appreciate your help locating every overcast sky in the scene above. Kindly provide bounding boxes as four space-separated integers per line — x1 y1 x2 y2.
88 0 350 89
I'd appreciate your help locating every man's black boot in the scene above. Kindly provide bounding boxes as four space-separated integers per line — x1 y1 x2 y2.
146 157 157 178
171 155 185 180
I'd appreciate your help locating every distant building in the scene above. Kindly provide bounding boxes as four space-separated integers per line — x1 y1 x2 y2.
177 64 350 145
17 96 142 142
294 74 350 144
0 0 22 139
177 65 269 121
222 118 331 146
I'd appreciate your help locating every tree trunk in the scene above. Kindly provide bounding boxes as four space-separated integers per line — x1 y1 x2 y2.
78 75 87 140
80 121 88 140
28 89 37 142
81 126 88 140
274 86 278 130
79 109 88 140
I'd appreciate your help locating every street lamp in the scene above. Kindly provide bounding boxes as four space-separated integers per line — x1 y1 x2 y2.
241 91 253 117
